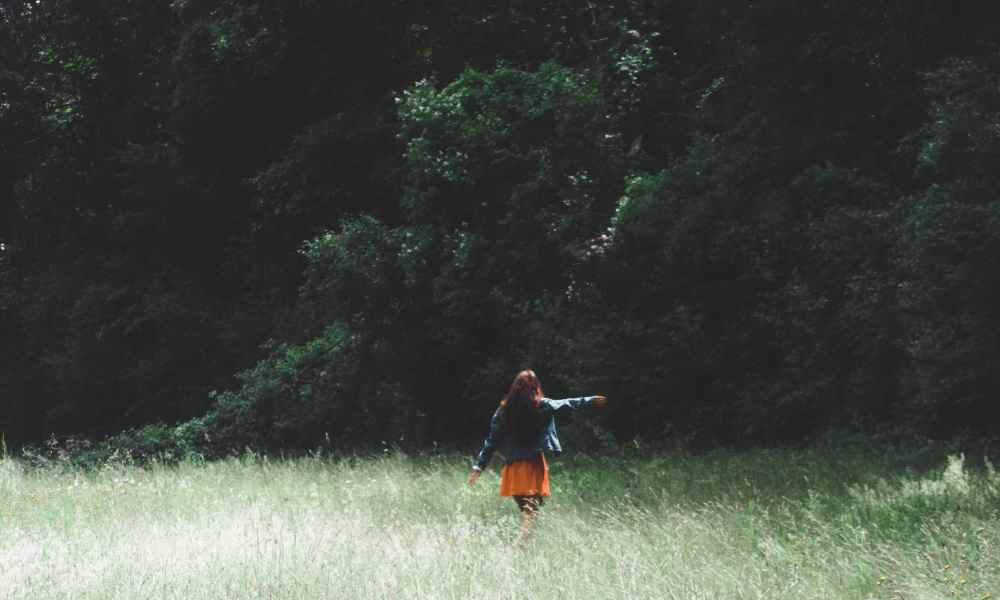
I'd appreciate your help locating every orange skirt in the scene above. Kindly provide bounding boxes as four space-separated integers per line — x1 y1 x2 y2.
499 453 551 497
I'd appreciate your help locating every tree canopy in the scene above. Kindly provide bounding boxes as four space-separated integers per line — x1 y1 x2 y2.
2 1 999 455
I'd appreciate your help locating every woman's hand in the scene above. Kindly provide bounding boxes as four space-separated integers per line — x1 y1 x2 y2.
592 395 608 408
467 470 481 486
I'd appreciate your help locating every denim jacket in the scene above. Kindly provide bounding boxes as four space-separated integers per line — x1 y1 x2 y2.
472 396 597 471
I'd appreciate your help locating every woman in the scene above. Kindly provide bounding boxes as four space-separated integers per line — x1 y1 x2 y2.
468 369 607 545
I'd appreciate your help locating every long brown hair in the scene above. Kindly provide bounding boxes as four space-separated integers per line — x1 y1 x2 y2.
500 370 545 443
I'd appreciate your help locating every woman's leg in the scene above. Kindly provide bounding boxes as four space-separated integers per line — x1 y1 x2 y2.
514 496 543 546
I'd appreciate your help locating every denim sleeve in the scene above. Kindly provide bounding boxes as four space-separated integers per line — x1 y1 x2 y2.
541 396 595 415
472 408 503 471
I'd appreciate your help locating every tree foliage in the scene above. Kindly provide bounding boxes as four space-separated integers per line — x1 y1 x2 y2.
2 1 1000 454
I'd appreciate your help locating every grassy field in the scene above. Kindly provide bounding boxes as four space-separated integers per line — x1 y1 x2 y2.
1 443 998 599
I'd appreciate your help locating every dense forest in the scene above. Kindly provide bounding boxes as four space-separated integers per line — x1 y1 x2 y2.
2 1 999 457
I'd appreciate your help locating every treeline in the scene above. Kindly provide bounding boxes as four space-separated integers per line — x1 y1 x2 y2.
2 1 999 455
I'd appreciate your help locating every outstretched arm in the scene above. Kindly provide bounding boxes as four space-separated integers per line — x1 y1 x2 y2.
541 395 607 415
469 407 503 485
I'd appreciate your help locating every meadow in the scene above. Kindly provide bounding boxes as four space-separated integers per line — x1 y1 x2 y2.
1 441 997 600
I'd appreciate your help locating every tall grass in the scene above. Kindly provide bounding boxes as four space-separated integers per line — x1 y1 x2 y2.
1 445 997 599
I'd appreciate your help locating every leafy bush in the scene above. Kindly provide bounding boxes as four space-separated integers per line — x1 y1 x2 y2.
203 324 410 452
